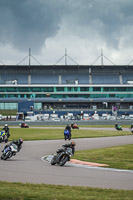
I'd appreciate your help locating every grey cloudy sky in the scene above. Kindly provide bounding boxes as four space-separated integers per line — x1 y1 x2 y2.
0 0 133 65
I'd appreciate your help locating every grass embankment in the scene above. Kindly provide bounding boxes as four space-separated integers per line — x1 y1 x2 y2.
73 144 133 170
8 127 131 141
0 181 133 200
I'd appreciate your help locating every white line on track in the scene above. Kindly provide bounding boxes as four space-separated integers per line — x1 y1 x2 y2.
41 155 133 174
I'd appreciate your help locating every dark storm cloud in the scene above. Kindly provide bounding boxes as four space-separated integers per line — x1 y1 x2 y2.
0 0 133 52
62 0 133 48
0 0 64 52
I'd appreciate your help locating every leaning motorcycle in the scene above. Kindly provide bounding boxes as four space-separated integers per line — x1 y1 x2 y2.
0 131 8 143
71 123 79 129
1 143 18 160
51 142 75 166
115 126 123 131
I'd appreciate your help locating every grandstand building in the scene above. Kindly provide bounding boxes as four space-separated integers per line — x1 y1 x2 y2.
0 62 133 116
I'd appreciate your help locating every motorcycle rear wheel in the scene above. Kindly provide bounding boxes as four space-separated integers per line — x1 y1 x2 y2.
64 135 67 140
51 156 56 165
5 138 8 143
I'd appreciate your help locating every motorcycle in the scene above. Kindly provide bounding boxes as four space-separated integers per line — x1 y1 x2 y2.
51 142 75 166
0 131 8 143
115 123 122 131
1 143 18 160
115 125 123 131
64 129 71 140
19 123 29 128
71 123 79 129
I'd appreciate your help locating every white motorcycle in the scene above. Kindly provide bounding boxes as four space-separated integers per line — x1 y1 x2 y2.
1 143 18 160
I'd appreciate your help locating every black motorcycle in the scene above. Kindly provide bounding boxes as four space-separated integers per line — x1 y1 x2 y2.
51 142 75 166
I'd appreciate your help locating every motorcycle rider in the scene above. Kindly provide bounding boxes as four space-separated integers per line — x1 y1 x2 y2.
2 138 23 152
2 124 10 138
115 123 122 130
71 122 74 128
63 141 76 155
71 122 79 129
51 141 76 166
65 124 71 136
70 141 76 155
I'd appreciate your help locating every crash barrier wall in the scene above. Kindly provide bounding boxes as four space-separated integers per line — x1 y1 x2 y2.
0 120 132 126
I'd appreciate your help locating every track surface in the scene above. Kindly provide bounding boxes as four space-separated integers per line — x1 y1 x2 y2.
11 126 130 131
0 135 133 190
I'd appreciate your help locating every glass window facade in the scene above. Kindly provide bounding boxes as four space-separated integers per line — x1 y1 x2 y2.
56 87 65 92
34 103 42 109
0 103 17 109
80 87 89 92
0 86 133 99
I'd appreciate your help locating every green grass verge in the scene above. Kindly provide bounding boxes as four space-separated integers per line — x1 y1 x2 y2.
0 109 17 115
0 181 133 200
8 128 131 141
73 144 133 170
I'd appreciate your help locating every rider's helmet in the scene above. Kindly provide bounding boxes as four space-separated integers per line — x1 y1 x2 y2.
18 138 23 144
5 124 8 127
70 141 76 147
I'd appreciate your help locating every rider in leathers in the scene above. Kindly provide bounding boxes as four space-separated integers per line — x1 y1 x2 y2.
2 138 23 152
65 124 71 137
2 124 10 138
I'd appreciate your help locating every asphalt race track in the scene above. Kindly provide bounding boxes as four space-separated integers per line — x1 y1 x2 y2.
0 135 133 190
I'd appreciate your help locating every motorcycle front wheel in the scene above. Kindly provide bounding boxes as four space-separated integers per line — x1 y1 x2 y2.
3 151 12 160
59 155 69 166
1 154 4 160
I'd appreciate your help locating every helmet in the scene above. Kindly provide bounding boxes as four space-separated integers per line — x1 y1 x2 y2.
18 138 23 144
70 141 76 147
5 124 8 127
